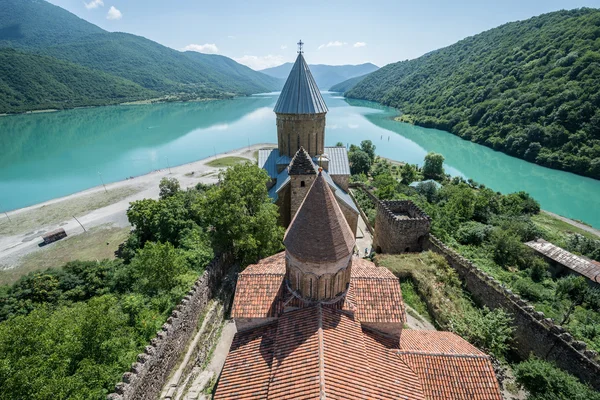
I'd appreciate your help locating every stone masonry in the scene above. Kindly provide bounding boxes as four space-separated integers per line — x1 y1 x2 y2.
424 235 600 390
276 113 326 157
107 254 234 400
373 200 431 254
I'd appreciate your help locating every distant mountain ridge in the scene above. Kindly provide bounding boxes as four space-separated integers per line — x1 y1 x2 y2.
344 8 600 179
260 62 379 90
0 0 280 113
330 73 371 93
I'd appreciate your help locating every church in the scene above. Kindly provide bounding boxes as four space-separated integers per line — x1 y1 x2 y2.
213 45 502 400
258 42 359 233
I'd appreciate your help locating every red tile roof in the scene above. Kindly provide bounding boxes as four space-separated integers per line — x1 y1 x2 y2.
232 254 405 325
349 258 405 323
219 309 501 400
399 331 502 400
213 321 276 400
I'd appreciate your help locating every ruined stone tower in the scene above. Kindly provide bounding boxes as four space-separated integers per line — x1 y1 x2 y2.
283 173 354 301
273 46 327 158
373 200 431 254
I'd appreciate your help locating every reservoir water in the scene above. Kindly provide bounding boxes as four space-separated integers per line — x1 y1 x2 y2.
1 92 599 228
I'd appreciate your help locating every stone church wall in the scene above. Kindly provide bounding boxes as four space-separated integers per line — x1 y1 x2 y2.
424 235 600 390
331 174 349 191
276 113 326 157
338 199 359 239
107 254 235 400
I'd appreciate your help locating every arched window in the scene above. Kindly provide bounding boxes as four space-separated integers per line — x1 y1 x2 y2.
300 181 305 187
297 134 300 150
309 278 313 298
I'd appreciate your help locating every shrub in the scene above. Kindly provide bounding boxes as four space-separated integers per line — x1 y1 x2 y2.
455 221 492 245
514 358 600 400
451 306 513 359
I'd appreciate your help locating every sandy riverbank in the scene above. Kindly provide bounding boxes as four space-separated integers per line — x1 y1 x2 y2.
0 143 276 273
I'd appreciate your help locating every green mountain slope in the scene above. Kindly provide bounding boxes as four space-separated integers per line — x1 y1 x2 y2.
0 0 280 106
330 73 371 93
346 9 600 179
260 62 379 90
0 48 153 113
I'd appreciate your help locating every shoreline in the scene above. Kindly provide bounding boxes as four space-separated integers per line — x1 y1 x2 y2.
2 143 275 217
0 143 275 271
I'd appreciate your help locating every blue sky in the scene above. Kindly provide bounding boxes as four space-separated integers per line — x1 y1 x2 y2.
47 0 600 70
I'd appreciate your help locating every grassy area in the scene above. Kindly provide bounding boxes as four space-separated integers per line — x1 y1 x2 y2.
0 224 130 285
399 279 433 322
0 186 141 236
532 212 599 242
206 156 247 168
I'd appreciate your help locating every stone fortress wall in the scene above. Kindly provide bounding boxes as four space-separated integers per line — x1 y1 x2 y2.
350 183 600 390
424 235 600 390
107 254 235 400
372 200 431 254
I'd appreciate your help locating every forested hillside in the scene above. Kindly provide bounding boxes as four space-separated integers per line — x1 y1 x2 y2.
261 62 378 90
345 9 600 179
0 49 154 113
0 0 280 113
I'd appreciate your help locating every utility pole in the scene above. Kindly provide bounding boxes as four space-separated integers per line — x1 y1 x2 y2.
98 172 107 193
0 202 10 222
165 156 171 174
73 215 86 232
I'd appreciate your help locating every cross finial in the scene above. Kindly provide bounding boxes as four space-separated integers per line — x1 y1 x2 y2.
297 39 304 54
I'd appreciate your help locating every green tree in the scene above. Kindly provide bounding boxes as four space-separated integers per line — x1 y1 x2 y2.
335 141 344 147
348 149 371 175
556 276 589 325
373 173 397 200
130 241 190 295
360 140 376 163
451 306 513 359
159 177 181 199
422 152 445 180
400 164 419 185
204 163 283 265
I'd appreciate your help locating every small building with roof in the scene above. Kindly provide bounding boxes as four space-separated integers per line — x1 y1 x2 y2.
214 169 502 400
258 43 358 233
526 238 600 285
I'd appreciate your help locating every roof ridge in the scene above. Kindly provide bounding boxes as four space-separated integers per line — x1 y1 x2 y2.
317 304 327 400
397 350 489 359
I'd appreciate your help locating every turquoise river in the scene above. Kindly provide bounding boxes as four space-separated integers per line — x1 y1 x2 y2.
1 92 599 227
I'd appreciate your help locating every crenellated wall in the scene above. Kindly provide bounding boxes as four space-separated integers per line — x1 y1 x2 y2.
373 200 431 254
424 235 600 390
107 254 235 400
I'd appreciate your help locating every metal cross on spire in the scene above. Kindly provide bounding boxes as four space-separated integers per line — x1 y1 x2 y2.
297 39 304 54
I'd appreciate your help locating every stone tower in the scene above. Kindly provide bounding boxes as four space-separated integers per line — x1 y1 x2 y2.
288 147 317 220
373 200 431 254
283 172 355 301
274 43 328 158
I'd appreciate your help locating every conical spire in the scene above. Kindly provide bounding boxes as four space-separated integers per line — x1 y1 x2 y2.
274 52 328 114
288 147 316 175
284 173 354 263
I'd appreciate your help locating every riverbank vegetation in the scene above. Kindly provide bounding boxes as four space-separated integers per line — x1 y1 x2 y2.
351 145 600 397
0 164 282 399
344 9 600 179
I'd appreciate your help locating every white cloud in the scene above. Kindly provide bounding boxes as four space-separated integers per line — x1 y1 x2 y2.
317 41 347 50
183 43 219 54
106 6 122 20
354 42 367 48
280 45 287 50
234 54 285 70
84 0 104 9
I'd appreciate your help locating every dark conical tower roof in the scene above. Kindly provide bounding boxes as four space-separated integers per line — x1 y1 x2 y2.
284 173 354 263
288 147 316 175
274 53 328 114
